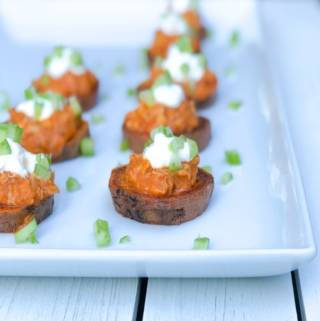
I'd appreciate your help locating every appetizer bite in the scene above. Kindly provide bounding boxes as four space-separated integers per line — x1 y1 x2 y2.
109 127 214 225
169 0 207 38
140 37 217 106
123 72 211 152
0 124 58 232
9 88 90 163
148 11 201 63
33 46 99 111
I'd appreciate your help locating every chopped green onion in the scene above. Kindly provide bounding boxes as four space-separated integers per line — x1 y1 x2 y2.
168 135 186 153
0 124 23 143
220 172 234 185
150 126 173 139
225 150 241 165
69 96 82 116
34 101 43 120
94 219 111 247
36 153 51 168
144 138 153 148
198 54 207 68
127 88 137 97
53 46 64 57
0 91 11 110
176 36 193 53
188 81 196 95
139 48 149 71
187 138 198 159
14 216 38 244
153 71 172 88
40 74 50 86
112 64 125 76
40 92 63 108
70 51 83 67
0 139 12 155
180 63 190 76
44 56 51 68
80 137 95 156
206 28 214 40
228 100 242 111
34 163 51 180
24 87 36 100
120 138 130 152
154 57 164 68
66 176 81 192
119 235 130 244
229 30 240 47
193 236 210 250
0 128 6 141
169 158 182 172
139 90 155 107
91 114 105 124
201 165 212 174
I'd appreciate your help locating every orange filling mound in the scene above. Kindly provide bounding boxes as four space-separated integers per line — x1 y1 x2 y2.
149 31 200 60
0 172 58 208
124 99 199 134
182 10 204 35
140 68 217 103
33 70 98 99
121 154 199 197
10 105 84 158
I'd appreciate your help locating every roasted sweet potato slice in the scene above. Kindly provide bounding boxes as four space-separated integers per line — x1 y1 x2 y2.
109 167 214 225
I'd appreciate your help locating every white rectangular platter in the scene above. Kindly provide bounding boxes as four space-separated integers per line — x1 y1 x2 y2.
0 0 315 277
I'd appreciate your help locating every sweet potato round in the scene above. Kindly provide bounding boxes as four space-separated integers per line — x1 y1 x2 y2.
77 87 98 111
0 196 54 233
109 167 214 225
52 120 89 163
122 116 211 154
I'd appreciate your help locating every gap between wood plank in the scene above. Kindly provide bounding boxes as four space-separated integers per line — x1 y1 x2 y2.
135 278 148 321
292 271 307 321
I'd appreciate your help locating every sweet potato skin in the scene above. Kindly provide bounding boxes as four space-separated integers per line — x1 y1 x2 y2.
0 196 54 233
109 167 214 225
52 120 89 163
123 116 211 153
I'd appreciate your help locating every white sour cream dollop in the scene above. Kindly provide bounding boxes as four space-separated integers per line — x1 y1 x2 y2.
159 11 189 35
153 83 185 108
143 132 190 168
16 97 56 121
162 45 205 82
0 138 37 176
46 48 85 79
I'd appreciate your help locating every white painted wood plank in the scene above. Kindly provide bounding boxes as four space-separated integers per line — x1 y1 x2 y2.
143 277 297 321
261 1 320 321
0 277 139 321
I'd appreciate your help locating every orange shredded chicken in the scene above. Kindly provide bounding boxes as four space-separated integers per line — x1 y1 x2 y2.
0 172 58 207
33 70 98 99
124 99 199 134
148 31 200 60
10 105 82 158
122 154 199 197
182 10 204 36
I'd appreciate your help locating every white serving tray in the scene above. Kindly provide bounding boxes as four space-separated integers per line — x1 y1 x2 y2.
0 0 315 277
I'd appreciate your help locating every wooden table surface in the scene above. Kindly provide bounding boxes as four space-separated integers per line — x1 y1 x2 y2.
0 1 319 320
